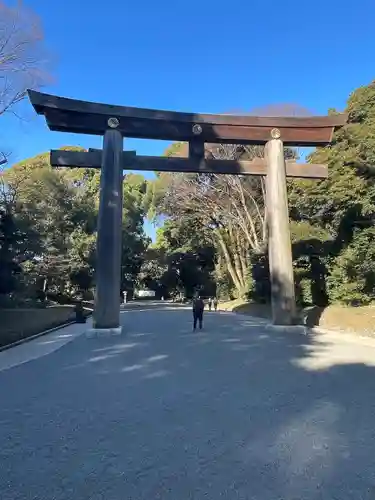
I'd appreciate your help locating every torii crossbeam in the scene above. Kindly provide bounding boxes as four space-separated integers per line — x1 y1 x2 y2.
28 90 346 332
51 149 329 179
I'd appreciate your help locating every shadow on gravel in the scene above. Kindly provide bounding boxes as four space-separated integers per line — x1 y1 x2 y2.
2 308 375 499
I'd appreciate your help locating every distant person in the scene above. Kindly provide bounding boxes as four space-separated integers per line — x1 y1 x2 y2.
208 297 212 311
192 295 205 330
213 297 218 311
74 300 86 324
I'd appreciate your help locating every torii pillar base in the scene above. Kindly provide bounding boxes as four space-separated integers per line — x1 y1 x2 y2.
86 327 122 338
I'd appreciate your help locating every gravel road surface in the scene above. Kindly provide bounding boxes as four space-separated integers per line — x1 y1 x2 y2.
1 303 375 499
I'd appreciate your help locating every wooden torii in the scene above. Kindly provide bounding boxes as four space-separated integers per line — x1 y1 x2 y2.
28 90 346 334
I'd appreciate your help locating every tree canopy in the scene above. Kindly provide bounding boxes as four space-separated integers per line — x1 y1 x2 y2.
0 149 149 304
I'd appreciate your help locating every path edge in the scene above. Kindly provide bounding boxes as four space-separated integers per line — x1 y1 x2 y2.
0 312 93 353
220 308 375 344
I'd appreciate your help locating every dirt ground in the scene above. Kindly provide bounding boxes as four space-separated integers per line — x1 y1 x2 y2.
218 299 375 337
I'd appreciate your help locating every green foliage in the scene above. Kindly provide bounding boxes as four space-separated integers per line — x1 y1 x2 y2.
139 219 216 298
0 148 149 303
121 173 150 293
143 173 170 221
289 221 331 306
249 253 270 304
327 228 375 305
137 248 169 296
287 80 375 306
2 151 96 297
0 211 21 295
163 142 186 158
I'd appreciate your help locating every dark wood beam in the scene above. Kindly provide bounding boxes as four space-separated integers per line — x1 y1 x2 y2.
28 90 346 127
51 150 328 179
50 150 136 168
130 157 328 179
44 109 338 146
29 90 347 146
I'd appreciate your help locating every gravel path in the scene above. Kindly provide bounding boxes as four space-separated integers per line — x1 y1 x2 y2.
1 303 375 499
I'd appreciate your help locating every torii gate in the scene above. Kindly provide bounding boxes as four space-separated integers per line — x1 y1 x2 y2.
28 90 346 334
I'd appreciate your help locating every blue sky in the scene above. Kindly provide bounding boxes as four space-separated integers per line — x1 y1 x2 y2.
2 0 375 239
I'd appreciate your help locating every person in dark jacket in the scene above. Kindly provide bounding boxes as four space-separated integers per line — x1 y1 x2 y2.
192 295 205 330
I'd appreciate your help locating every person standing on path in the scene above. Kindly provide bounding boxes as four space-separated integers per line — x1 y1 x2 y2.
213 297 218 311
208 297 212 311
192 295 205 330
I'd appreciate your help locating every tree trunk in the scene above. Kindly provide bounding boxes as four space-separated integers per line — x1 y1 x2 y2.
237 230 249 286
233 250 246 290
228 224 246 292
215 230 243 294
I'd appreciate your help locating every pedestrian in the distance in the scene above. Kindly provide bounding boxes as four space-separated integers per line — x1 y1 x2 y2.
74 300 86 324
208 297 212 311
192 295 205 330
213 297 218 311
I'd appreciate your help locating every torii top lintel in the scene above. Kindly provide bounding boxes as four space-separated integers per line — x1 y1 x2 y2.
28 90 347 147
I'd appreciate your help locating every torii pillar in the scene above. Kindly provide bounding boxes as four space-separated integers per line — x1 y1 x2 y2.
93 123 123 334
265 128 296 324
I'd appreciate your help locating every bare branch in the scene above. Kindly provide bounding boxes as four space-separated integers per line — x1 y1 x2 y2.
0 150 7 166
0 1 52 117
